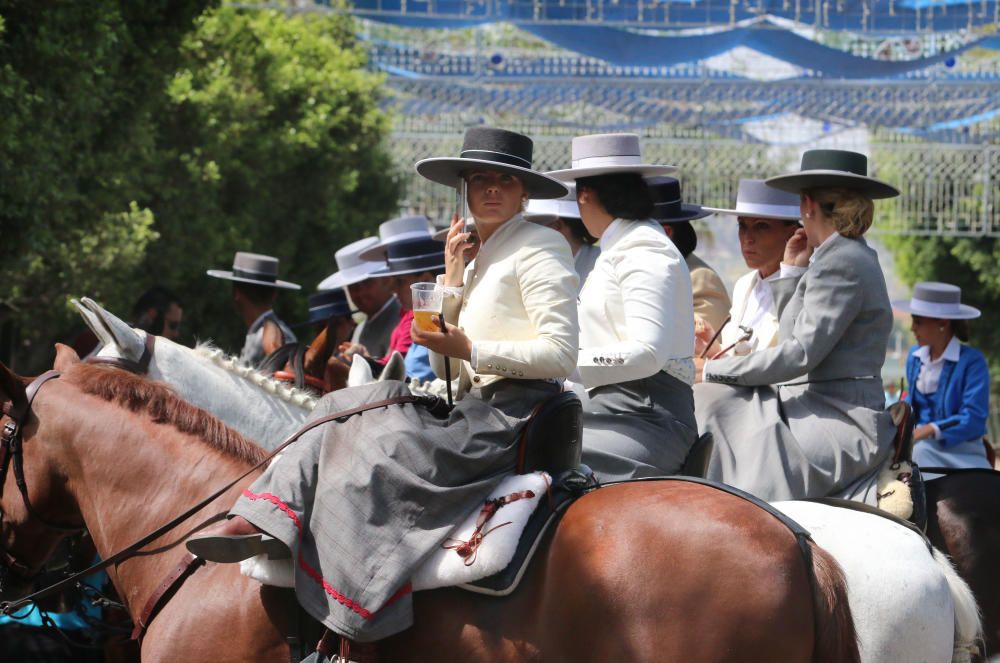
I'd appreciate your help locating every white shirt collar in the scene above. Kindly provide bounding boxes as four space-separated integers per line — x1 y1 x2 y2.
915 336 961 365
474 213 525 262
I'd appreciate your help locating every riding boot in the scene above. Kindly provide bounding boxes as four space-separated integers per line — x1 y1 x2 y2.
185 515 290 563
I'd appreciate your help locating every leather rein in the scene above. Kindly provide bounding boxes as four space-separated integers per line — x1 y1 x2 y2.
0 357 425 641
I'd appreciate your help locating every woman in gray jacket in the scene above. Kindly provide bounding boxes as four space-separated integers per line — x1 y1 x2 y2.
695 149 899 504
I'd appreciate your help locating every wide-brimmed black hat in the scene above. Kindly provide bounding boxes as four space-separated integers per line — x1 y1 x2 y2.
415 127 567 199
646 176 709 224
207 252 301 290
372 237 446 278
305 289 353 324
765 149 899 199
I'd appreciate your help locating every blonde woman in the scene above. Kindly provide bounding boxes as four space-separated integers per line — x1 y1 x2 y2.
695 149 899 503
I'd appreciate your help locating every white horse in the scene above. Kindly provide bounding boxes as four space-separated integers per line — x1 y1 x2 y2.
75 298 981 662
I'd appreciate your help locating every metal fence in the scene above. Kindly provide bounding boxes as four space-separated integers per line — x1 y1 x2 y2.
390 130 998 236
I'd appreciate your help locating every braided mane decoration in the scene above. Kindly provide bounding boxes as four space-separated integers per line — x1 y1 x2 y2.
193 343 318 411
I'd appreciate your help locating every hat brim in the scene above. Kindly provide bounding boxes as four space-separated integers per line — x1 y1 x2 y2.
206 270 301 290
891 300 981 320
654 204 711 223
546 164 678 182
765 171 899 199
415 157 568 199
701 205 801 221
317 266 380 291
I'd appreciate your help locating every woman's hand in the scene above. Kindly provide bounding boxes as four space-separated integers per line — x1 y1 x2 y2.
411 316 473 361
444 214 475 287
694 319 716 358
783 228 813 268
913 424 937 441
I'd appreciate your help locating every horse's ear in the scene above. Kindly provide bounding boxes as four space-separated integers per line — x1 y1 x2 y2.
80 297 145 361
347 356 374 387
73 298 114 347
0 362 26 410
378 352 406 383
53 343 81 372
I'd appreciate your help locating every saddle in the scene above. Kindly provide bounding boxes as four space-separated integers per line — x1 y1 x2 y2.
878 401 927 531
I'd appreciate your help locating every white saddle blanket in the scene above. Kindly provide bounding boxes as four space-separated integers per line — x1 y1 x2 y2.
241 471 550 591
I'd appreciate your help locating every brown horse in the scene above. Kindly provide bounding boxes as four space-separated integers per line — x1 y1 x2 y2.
0 358 859 663
925 469 1000 658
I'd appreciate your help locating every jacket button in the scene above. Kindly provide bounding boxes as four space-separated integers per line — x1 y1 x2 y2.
473 376 481 383
487 363 493 369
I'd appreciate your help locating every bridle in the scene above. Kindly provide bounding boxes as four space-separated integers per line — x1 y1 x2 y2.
0 370 86 590
87 333 156 375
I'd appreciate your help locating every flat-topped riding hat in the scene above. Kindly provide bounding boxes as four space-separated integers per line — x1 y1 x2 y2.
892 281 981 320
306 289 353 324
317 237 383 291
646 177 709 224
546 133 677 182
207 252 301 290
524 184 581 222
765 149 899 199
702 178 802 221
359 215 436 262
415 127 568 199
372 237 446 278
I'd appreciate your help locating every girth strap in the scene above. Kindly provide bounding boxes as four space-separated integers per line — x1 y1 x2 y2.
132 552 207 641
0 392 429 617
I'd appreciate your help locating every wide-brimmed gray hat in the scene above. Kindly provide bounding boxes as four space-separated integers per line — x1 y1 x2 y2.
524 184 581 222
546 133 677 181
702 179 802 221
359 215 435 262
765 150 899 200
317 237 383 291
646 176 709 224
892 282 981 320
372 237 446 278
415 127 567 199
207 252 301 290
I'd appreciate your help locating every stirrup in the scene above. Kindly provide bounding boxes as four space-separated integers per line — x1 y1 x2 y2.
186 532 290 563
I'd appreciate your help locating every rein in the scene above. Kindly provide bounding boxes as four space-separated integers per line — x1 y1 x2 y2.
0 390 428 621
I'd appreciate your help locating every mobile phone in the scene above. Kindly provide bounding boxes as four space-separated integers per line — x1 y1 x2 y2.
456 177 477 242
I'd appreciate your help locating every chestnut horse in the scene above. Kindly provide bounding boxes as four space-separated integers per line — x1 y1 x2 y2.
0 359 859 663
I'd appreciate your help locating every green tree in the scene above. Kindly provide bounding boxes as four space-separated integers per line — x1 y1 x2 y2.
0 0 213 370
144 5 401 351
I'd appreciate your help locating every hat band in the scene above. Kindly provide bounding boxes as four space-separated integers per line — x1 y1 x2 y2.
734 201 802 218
571 154 643 169
653 199 683 214
232 267 277 283
311 303 351 317
384 252 445 273
460 149 532 170
909 299 964 318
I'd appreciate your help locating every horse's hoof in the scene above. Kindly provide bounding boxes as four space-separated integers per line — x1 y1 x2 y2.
186 533 290 563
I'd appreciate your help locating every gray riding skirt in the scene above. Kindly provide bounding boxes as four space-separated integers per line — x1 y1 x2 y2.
581 371 698 481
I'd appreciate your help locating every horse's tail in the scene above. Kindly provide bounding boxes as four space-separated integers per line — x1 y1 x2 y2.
808 540 861 663
930 547 982 663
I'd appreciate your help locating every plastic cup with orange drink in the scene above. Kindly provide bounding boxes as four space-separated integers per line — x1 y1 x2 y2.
411 283 444 332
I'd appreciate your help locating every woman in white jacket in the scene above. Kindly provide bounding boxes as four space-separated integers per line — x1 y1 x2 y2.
549 134 698 480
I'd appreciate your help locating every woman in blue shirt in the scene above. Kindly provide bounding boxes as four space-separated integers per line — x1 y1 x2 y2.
894 281 992 469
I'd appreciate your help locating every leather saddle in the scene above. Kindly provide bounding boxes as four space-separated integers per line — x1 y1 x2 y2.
885 400 927 531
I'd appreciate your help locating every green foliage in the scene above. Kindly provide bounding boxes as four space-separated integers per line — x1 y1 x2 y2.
0 3 400 368
0 0 213 368
148 6 401 350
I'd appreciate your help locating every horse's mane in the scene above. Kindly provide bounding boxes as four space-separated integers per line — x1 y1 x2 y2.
64 363 268 466
193 343 318 411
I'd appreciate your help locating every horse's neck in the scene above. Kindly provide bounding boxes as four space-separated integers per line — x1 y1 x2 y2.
151 344 308 448
57 393 255 616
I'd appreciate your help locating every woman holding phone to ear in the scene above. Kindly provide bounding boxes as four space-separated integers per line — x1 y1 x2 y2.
188 128 580 647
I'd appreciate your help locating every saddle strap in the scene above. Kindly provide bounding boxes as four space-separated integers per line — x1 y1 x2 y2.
132 552 206 641
0 393 426 616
